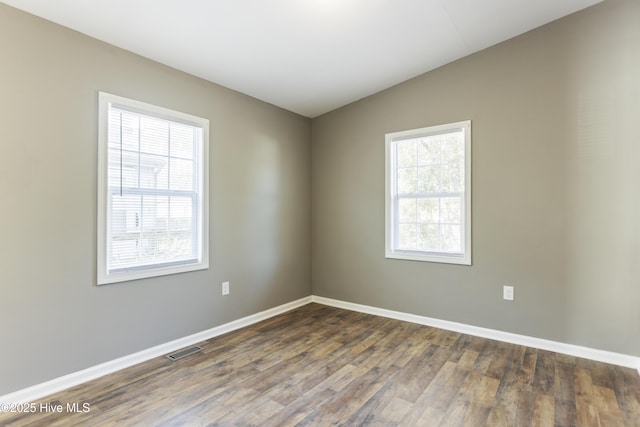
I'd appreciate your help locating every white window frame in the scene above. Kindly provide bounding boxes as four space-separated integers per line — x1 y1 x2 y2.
385 120 471 265
97 92 209 285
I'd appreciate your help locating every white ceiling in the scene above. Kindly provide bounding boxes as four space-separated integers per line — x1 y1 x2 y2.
3 0 601 118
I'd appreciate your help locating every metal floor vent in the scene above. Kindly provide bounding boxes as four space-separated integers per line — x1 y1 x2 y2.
165 345 203 361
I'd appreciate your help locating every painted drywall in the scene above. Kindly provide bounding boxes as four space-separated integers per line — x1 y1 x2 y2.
0 4 311 395
312 0 640 356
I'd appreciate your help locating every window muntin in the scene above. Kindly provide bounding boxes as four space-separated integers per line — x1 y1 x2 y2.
385 121 471 265
98 92 209 284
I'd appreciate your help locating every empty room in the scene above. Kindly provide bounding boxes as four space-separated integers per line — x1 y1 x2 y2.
1 0 639 425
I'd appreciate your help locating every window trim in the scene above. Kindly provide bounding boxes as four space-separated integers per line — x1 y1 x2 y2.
97 92 209 285
385 120 471 265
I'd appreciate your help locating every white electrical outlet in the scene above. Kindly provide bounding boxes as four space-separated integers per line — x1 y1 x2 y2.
222 281 230 296
503 285 514 301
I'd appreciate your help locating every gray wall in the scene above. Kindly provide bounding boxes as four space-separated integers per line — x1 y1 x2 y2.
312 0 640 356
0 4 311 395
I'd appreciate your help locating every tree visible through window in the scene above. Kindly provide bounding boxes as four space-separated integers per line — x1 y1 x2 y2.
385 121 471 265
97 92 209 284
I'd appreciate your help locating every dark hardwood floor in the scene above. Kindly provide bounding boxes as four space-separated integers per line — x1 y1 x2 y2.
1 303 639 426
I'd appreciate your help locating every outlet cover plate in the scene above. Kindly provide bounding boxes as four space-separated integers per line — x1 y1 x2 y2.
222 281 230 295
503 285 514 301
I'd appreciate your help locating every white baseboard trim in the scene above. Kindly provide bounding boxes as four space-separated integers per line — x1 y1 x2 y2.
311 295 640 375
3 293 638 406
0 296 312 405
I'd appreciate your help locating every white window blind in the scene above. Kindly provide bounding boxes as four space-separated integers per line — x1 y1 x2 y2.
98 92 209 284
385 121 471 265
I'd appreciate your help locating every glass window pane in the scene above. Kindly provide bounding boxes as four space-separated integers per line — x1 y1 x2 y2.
142 195 168 231
170 158 194 191
107 148 122 188
397 140 416 168
417 166 440 193
441 132 464 164
140 116 169 156
417 138 440 166
170 123 195 159
417 198 440 223
110 239 139 268
168 233 194 259
441 197 462 223
120 112 140 152
169 197 193 231
397 167 417 194
108 110 141 153
442 164 463 192
441 224 462 252
107 110 122 150
137 237 160 264
139 154 168 190
110 193 142 269
398 198 417 223
112 194 141 233
398 224 417 249
108 149 139 188
417 223 439 251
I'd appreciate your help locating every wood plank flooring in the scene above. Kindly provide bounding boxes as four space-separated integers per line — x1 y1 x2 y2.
1 303 639 426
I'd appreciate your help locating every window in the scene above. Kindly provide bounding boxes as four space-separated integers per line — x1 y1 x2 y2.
97 92 209 285
385 120 471 265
